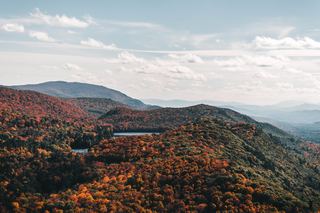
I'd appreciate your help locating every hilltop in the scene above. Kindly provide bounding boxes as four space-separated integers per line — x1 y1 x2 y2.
10 81 154 110
0 87 319 212
1 117 319 211
0 87 88 121
70 97 130 117
100 104 292 145
0 87 112 150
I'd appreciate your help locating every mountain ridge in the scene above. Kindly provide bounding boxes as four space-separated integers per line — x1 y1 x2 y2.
100 104 294 146
9 81 155 110
0 87 319 211
0 87 89 121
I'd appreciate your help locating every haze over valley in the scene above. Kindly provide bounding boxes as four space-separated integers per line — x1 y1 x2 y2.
1 1 320 212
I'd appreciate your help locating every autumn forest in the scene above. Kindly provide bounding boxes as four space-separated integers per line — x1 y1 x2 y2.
0 86 319 212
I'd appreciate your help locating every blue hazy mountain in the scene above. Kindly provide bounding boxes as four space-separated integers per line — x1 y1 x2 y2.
11 81 154 110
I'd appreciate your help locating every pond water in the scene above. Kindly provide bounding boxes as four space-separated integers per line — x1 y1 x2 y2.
113 132 160 137
71 133 161 153
71 148 88 154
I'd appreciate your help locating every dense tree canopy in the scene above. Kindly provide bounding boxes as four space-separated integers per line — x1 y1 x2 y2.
0 88 319 212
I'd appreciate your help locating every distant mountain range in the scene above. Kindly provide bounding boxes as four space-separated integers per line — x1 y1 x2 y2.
7 82 320 143
10 81 155 110
144 99 320 143
226 104 320 124
1 86 320 211
100 104 290 140
143 98 242 108
144 99 320 118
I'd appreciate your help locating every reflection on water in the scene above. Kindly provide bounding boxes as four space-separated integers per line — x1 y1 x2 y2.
71 133 161 153
72 148 88 154
113 132 160 137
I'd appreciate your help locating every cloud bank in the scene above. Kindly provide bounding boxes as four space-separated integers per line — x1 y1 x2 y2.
30 8 91 28
1 23 25 33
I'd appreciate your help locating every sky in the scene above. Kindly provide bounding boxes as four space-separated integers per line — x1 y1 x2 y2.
1 0 320 105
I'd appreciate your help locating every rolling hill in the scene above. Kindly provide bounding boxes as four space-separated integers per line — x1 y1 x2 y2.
70 97 130 117
0 87 88 121
0 87 112 149
10 81 154 110
0 88 319 211
144 99 320 144
228 104 320 143
81 118 320 211
100 104 291 142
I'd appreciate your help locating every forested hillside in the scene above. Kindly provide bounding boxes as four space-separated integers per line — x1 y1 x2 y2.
0 88 319 212
70 97 129 117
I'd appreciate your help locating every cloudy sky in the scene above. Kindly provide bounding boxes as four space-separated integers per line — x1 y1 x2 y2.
1 0 320 104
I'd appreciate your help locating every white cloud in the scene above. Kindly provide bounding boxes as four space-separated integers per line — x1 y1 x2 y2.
167 65 205 81
67 30 76 34
278 26 295 38
118 51 145 63
104 20 164 30
29 31 55 42
108 51 205 81
104 69 113 75
240 22 295 39
252 71 276 79
130 62 206 81
83 15 96 25
41 65 59 70
213 57 246 68
253 36 320 49
191 34 218 44
213 55 289 69
131 63 159 74
30 8 90 28
63 63 82 71
276 82 295 91
168 53 203 63
176 33 218 48
72 71 102 84
104 51 146 64
80 38 117 50
1 23 25 33
3 49 320 104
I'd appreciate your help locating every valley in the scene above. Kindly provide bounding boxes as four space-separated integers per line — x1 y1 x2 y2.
2 2 320 212
0 83 319 212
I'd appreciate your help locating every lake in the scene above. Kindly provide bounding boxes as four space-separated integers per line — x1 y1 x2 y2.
71 133 161 153
113 132 160 137
71 148 88 154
